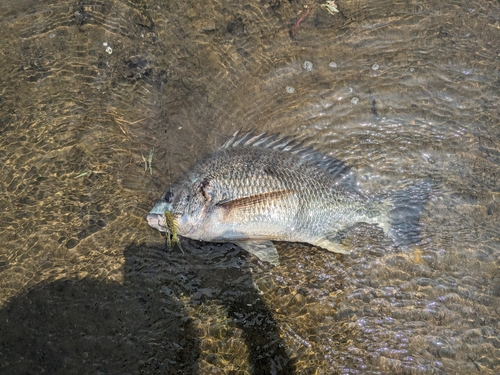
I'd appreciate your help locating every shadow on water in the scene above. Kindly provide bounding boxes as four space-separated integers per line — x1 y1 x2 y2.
0 242 296 374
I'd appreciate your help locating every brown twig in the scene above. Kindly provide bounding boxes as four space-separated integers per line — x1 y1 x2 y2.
290 7 311 36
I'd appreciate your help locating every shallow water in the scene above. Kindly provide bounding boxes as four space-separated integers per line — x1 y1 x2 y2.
0 0 499 374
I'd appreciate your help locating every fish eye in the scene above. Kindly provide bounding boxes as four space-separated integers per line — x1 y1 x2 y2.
164 191 174 203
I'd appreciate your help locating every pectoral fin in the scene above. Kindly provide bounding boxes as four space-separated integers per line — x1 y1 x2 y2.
234 240 280 266
313 238 349 254
217 190 294 221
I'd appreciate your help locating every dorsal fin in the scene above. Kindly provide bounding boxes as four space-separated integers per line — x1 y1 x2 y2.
220 130 357 191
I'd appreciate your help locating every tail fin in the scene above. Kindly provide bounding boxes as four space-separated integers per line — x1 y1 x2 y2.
389 181 432 246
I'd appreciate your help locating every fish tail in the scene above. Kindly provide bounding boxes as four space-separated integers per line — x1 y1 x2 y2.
388 181 432 246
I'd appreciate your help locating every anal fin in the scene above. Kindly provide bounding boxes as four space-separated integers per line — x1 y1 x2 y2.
234 240 280 266
313 238 350 254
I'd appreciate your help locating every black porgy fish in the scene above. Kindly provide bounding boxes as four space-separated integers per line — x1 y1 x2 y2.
147 131 430 265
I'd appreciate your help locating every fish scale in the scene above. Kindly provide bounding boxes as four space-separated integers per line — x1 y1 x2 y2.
147 131 431 265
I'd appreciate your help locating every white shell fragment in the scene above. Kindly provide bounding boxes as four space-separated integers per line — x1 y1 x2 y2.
321 1 339 15
302 60 313 71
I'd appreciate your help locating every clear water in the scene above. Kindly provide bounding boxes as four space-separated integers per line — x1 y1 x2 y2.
0 0 499 374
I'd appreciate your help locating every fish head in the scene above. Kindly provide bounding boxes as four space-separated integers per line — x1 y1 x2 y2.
146 189 175 233
146 176 213 238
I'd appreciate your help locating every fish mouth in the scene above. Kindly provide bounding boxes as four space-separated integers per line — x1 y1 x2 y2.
146 213 167 232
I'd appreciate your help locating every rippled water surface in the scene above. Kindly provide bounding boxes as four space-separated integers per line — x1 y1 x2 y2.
1 0 499 374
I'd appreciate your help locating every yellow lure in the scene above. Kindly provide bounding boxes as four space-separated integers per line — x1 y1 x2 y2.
163 211 184 253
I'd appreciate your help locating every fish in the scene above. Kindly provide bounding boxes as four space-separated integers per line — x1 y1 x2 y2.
147 131 431 265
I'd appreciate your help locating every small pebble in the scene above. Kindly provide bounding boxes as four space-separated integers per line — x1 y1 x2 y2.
351 97 359 105
285 86 295 94
423 154 436 164
302 60 313 71
410 67 415 72
372 63 379 70
103 42 108 46
329 62 338 68
49 33 55 38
